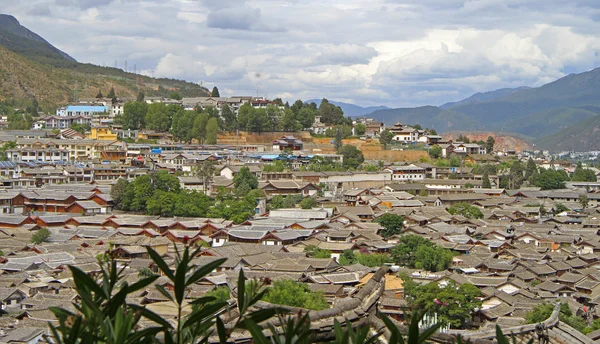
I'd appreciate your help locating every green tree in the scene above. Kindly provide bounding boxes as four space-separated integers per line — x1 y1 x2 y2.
482 170 492 188
535 168 567 190
211 86 220 97
317 98 344 125
31 228 51 244
299 197 318 209
234 167 259 194
391 235 433 267
374 213 404 238
70 123 91 134
304 245 331 258
572 161 597 182
357 253 392 267
414 245 454 272
194 161 216 193
429 145 442 159
339 250 358 265
525 157 538 184
192 112 209 143
96 90 103 98
145 102 171 132
579 194 590 209
205 117 219 144
297 107 316 129
485 136 495 153
221 104 236 132
262 280 329 311
122 101 148 130
169 91 182 100
136 91 145 102
280 108 300 131
379 129 394 147
447 202 484 219
204 286 230 305
334 128 343 150
110 178 130 210
338 145 365 169
171 108 196 142
106 87 116 99
403 277 481 328
354 123 366 136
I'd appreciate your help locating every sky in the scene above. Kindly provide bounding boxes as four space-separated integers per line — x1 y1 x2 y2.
4 0 600 107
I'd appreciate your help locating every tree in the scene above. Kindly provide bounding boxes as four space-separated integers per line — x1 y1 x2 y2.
572 161 597 182
110 178 130 210
211 86 220 97
194 161 216 193
339 250 358 265
391 235 433 267
297 107 316 129
205 117 219 144
304 245 331 258
70 123 91 134
280 108 300 131
234 167 259 194
317 98 344 125
136 91 145 102
299 197 318 209
482 170 492 188
536 168 567 190
122 101 148 130
525 157 538 184
262 280 329 310
145 102 171 132
485 136 495 153
402 277 481 328
447 202 484 219
169 91 182 100
221 104 236 132
579 194 590 210
414 245 454 272
379 129 394 147
354 123 366 136
107 87 116 99
429 145 442 159
338 145 365 169
96 90 103 98
171 108 196 142
334 128 343 150
374 213 404 238
31 228 51 244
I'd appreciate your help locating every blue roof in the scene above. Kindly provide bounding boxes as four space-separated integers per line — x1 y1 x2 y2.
66 105 108 112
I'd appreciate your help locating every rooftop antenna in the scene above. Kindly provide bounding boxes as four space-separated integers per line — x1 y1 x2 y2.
124 60 128 73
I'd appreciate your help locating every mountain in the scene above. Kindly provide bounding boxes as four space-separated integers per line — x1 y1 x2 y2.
535 115 600 152
0 14 75 64
307 99 389 117
440 87 530 109
366 106 482 132
364 67 600 148
0 14 209 109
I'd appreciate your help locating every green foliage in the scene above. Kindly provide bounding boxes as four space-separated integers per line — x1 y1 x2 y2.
262 280 329 310
338 145 365 169
357 253 392 267
234 167 259 195
263 160 286 173
535 168 567 190
482 170 491 188
339 250 358 265
194 161 216 193
137 267 155 278
169 91 182 100
206 117 219 144
447 202 484 219
485 136 495 153
211 86 220 97
123 101 148 130
402 277 481 328
110 178 129 210
70 123 91 134
304 245 331 259
299 197 318 209
318 98 344 125
392 235 453 272
145 102 172 132
0 141 17 161
374 213 404 238
31 227 51 244
379 129 394 146
204 287 230 305
428 145 442 159
578 194 590 209
354 123 366 136
572 161 597 182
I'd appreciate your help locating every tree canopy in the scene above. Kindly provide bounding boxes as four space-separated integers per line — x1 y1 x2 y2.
447 202 484 219
374 213 404 238
391 235 454 272
262 280 329 310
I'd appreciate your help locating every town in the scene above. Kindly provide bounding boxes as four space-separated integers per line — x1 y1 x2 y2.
0 90 598 343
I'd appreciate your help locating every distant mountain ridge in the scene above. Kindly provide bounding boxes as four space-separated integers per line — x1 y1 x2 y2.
0 14 76 63
307 99 389 118
535 115 600 152
0 14 209 109
364 67 600 151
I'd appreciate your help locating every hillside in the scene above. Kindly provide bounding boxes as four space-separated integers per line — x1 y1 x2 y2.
0 14 209 110
444 132 532 152
366 106 482 132
535 116 600 152
0 46 209 110
440 87 530 109
307 99 389 117
0 14 75 64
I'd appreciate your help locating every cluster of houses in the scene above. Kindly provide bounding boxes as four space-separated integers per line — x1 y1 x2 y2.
0 170 599 343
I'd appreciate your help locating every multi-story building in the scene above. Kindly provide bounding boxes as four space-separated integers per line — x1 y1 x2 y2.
43 115 92 129
388 123 428 142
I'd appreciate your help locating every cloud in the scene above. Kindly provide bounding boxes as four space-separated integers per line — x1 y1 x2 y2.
4 0 600 107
